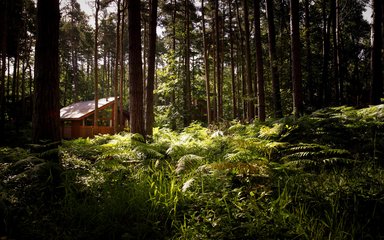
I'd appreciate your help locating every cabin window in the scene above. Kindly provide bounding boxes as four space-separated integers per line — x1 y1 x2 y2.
83 106 113 127
98 107 113 127
85 115 94 126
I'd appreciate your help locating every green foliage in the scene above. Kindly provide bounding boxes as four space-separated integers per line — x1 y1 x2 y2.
281 143 354 170
2 105 384 239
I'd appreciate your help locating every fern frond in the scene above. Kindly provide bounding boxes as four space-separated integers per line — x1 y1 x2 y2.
227 123 247 135
282 151 318 160
284 159 318 167
224 151 255 163
258 123 285 139
131 133 145 143
322 157 354 166
182 178 195 192
286 144 325 153
320 148 350 157
175 154 205 174
133 145 164 160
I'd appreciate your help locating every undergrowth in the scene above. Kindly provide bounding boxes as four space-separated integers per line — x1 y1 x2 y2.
1 105 384 239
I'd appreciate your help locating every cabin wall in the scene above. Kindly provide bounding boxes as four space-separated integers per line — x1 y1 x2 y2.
61 102 117 139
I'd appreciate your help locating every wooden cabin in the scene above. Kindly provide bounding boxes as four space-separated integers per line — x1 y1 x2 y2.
60 97 117 139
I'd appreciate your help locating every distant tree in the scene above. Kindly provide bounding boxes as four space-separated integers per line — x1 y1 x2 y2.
304 0 314 107
235 0 247 120
32 0 61 142
0 0 7 138
128 0 145 136
69 0 81 101
321 0 331 106
201 0 212 124
183 0 192 126
114 0 121 133
228 0 237 119
145 0 158 136
266 0 282 118
254 0 265 122
370 0 383 104
290 0 303 117
242 0 254 122
215 0 223 121
94 0 100 131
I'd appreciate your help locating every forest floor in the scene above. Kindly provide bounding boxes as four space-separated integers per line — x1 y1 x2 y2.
1 105 384 239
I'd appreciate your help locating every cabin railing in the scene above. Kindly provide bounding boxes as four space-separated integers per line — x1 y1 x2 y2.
79 126 114 138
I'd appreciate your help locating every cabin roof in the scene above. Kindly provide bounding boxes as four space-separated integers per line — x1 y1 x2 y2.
60 97 115 120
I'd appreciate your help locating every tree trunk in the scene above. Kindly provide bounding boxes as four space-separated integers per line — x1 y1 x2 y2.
304 0 314 107
228 0 237 119
254 0 265 122
331 0 339 104
335 0 342 104
71 0 79 101
128 0 145 136
202 0 212 124
215 0 223 121
32 0 61 142
370 0 383 104
290 0 303 117
321 0 331 107
94 1 100 132
266 0 282 118
12 56 19 104
119 2 126 130
114 0 121 133
242 0 254 122
235 0 246 121
170 0 177 130
183 0 192 126
212 49 217 122
145 0 158 136
0 0 7 138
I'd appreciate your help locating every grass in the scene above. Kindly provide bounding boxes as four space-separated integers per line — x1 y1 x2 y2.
1 105 384 239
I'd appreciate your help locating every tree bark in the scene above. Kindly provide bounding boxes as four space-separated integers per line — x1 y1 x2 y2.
254 0 265 122
145 0 158 136
0 0 7 138
321 0 331 107
242 0 254 122
228 0 237 119
32 0 61 142
202 0 212 124
304 0 314 107
370 0 383 104
290 0 303 117
114 0 121 133
266 0 282 118
215 0 223 121
94 0 100 132
128 0 145 136
170 0 177 130
334 0 342 104
235 0 246 121
119 2 126 130
70 0 79 101
183 0 192 126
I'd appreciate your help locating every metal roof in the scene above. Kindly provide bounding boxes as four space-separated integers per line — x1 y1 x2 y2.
60 97 115 120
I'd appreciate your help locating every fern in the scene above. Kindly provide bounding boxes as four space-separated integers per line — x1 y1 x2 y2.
224 151 254 163
281 143 354 169
175 154 205 174
133 145 164 160
259 123 285 139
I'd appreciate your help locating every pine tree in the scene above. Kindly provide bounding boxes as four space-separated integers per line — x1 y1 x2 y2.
32 0 61 142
